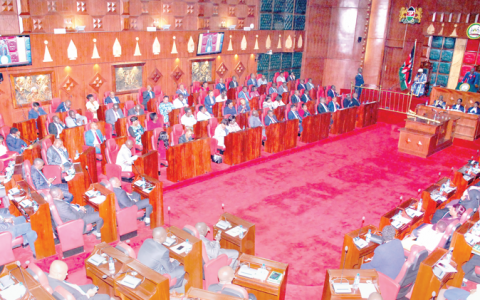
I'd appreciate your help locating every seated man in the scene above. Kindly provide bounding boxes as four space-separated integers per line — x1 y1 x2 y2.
361 225 405 280
288 105 303 134
46 139 72 170
0 208 37 258
278 82 288 95
50 187 103 239
249 110 266 138
137 227 186 291
269 83 278 95
306 78 315 91
272 96 285 109
30 158 73 203
468 101 480 115
110 177 152 225
263 96 274 110
302 103 311 117
196 106 212 121
238 86 252 104
195 222 238 268
6 128 27 154
215 90 228 103
351 93 361 106
451 98 465 112
238 99 250 114
431 186 480 223
227 116 241 133
65 110 87 128
298 79 307 91
343 95 353 108
142 85 155 108
158 96 174 124
291 90 301 104
55 100 72 113
128 116 144 147
317 97 330 114
301 91 312 103
214 119 228 149
257 75 267 88
215 78 226 92
178 128 194 144
208 266 257 300
402 220 447 252
433 95 446 109
250 86 260 98
229 76 239 89
105 103 125 129
47 260 109 300
276 73 286 85
116 140 137 172
247 73 257 87
327 85 340 99
84 122 105 154
224 100 237 116
180 108 197 128
48 116 66 138
176 84 189 98
105 91 120 104
127 104 144 117
204 90 216 114
28 102 47 120
173 94 188 109
328 97 341 112
264 110 279 126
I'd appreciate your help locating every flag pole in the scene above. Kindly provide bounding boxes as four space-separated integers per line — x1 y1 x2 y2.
410 39 417 87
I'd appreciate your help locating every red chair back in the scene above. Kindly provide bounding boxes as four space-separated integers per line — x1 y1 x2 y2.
213 89 220 97
41 138 53 164
0 232 15 265
46 113 57 124
105 139 119 164
28 263 53 293
137 87 147 104
50 98 62 113
153 86 162 97
208 117 218 137
0 127 10 143
105 164 123 181
210 138 219 155
170 124 184 146
23 160 36 189
116 242 136 258
125 100 135 112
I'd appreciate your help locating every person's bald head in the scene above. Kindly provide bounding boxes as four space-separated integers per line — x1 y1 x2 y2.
33 158 44 169
109 177 121 188
218 266 235 284
53 139 63 148
367 292 383 300
152 227 167 244
134 104 141 111
195 222 209 237
125 139 134 149
49 260 68 281
65 100 72 108
50 187 64 200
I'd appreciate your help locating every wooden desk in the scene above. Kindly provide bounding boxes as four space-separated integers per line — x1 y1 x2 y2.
430 87 480 111
186 287 243 300
133 151 158 179
281 92 289 105
233 254 288 300
227 88 237 100
98 103 125 122
453 163 480 199
273 106 286 122
168 109 182 126
194 120 209 139
379 198 424 239
398 113 458 158
417 105 480 141
450 221 476 287
147 98 158 113
236 113 249 130
13 119 37 144
115 117 128 137
340 225 379 269
212 102 225 118
300 113 331 143
166 138 211 182
5 176 56 259
60 125 85 159
84 183 118 244
250 97 260 111
67 163 87 206
165 226 203 290
131 175 163 228
74 146 98 187
38 114 51 139
86 242 169 300
421 177 457 223
356 102 379 128
213 213 255 255
304 101 316 115
331 107 358 135
322 269 380 300
264 120 299 154
223 127 262 166
21 141 41 165
141 130 155 154
410 248 456 299
0 262 56 299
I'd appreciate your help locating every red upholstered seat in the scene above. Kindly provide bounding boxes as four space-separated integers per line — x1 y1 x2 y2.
0 232 22 265
50 98 62 113
151 128 167 168
105 164 133 191
24 160 61 192
137 87 147 104
153 86 162 97
464 52 477 65
460 65 473 78
105 139 134 179
170 124 184 146
28 263 53 293
116 242 136 258
125 100 135 113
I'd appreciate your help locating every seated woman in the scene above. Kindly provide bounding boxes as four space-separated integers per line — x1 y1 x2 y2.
157 131 169 167
128 116 145 148
238 99 250 114
263 96 274 110
216 90 228 103
272 95 285 109
200 81 209 93
86 94 99 120
227 116 242 133
250 86 260 98
224 100 237 116
147 112 163 130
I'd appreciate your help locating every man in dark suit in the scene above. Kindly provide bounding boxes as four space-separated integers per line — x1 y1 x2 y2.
30 158 73 203
291 90 301 104
204 90 216 114
47 260 109 300
48 116 66 138
351 93 361 106
238 86 251 103
302 104 311 117
247 73 257 87
28 102 47 120
343 95 353 108
361 225 405 280
50 187 103 238
327 85 340 99
432 95 446 109
355 67 365 96
208 266 257 300
127 104 144 116
431 187 480 223
55 100 72 113
264 110 279 126
328 97 340 112
142 85 155 109
137 227 186 290
105 91 120 104
229 76 239 89
215 78 226 92
317 97 329 114
178 128 194 144
301 91 312 103
6 127 27 154
468 101 480 114
46 139 72 171
297 79 307 91
105 104 125 129
287 72 296 82
451 98 465 112
269 83 278 95
110 177 152 225
0 208 37 257
288 105 303 134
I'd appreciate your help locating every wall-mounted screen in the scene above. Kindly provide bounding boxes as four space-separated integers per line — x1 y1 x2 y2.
197 32 224 56
0 35 32 68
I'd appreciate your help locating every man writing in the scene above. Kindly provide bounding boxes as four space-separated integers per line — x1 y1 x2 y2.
116 140 138 172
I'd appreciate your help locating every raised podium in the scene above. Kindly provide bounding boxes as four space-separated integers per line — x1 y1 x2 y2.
265 119 299 154
300 113 331 143
166 138 211 182
223 127 262 165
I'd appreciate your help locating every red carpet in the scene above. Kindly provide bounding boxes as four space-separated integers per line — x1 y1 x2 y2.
15 122 478 299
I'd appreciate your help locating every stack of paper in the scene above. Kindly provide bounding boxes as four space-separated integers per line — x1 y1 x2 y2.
216 220 231 230
226 226 247 237
405 208 423 218
19 200 33 208
88 254 106 266
354 238 368 249
358 283 377 298
89 195 106 204
0 283 26 300
238 265 256 278
119 275 142 288
0 276 15 290
163 236 176 247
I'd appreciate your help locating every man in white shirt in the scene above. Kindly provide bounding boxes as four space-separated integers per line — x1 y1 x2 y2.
257 75 267 87
276 73 286 85
173 94 189 108
65 110 87 128
196 106 212 121
180 108 197 128
306 78 315 91
402 220 447 252
216 90 228 103
116 140 138 172
214 119 228 149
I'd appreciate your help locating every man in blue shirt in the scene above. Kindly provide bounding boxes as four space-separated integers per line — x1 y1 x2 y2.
6 128 27 154
28 102 47 120
288 105 303 135
461 67 479 92
215 78 226 93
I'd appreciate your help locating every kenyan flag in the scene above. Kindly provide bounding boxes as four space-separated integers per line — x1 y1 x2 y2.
399 44 416 90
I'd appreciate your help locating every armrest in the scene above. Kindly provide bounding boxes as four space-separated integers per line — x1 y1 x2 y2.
162 273 177 287
42 165 62 184
82 145 90 152
377 271 400 300
54 286 75 300
56 219 85 250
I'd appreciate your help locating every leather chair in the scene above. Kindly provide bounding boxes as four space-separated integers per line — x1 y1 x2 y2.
24 160 62 193
54 286 75 300
124 100 136 113
437 220 461 250
50 98 62 113
0 113 4 128
0 126 10 145
42 192 88 258
170 124 184 146
220 284 249 298
378 245 428 300
192 82 201 94
105 139 134 179
137 87 147 105
27 263 53 293
460 208 473 224
116 241 136 258
0 231 22 265
213 89 221 97
208 116 219 138
105 164 133 193
183 225 232 289
151 128 168 168
271 93 278 102
101 179 141 241
153 86 162 97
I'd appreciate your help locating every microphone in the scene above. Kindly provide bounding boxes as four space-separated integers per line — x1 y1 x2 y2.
399 196 403 206
168 206 171 226
222 203 225 214
133 162 141 176
339 246 348 284
356 216 365 239
85 166 93 185
14 261 33 299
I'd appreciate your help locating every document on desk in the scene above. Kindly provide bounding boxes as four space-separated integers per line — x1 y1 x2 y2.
226 226 247 237
0 276 15 290
163 236 176 247
405 208 423 218
436 260 457 273
0 283 26 300
89 195 106 204
18 199 32 208
171 242 192 254
119 275 142 289
216 220 231 230
358 283 377 298
88 254 106 266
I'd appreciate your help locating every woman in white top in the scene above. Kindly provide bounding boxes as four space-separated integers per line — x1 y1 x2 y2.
215 90 228 103
214 119 229 148
173 94 189 108
276 74 286 85
227 116 242 133
86 94 100 119
180 107 197 128
196 106 212 121
272 95 285 109
262 96 274 110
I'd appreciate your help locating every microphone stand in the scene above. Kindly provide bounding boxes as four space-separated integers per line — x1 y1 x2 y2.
85 166 94 185
10 262 33 299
